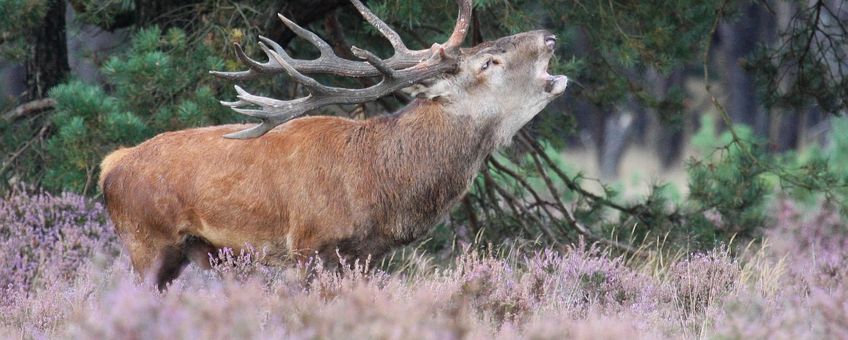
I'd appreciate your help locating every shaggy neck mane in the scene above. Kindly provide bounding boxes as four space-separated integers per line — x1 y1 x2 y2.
358 99 499 242
374 99 499 173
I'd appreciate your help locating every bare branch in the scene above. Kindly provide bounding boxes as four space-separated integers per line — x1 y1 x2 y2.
2 98 57 122
0 123 50 178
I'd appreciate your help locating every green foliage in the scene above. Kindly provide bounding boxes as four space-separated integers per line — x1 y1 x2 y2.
821 117 848 173
687 145 770 241
548 0 721 72
774 116 848 210
449 120 811 250
748 0 848 113
68 0 134 28
662 114 848 244
36 26 235 193
540 0 722 111
2 0 847 255
0 0 48 59
43 82 133 192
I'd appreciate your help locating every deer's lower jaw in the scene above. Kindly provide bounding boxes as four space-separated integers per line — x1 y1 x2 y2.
544 75 568 95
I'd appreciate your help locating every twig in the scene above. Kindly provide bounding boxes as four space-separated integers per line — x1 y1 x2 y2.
518 133 649 256
461 196 479 236
323 10 399 113
2 98 57 122
701 0 758 164
518 132 636 214
0 123 50 177
482 169 531 233
524 141 589 235
479 169 506 218
795 1 824 87
488 157 560 223
483 170 561 245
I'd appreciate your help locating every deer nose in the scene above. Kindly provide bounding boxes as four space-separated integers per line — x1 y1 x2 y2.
544 34 557 51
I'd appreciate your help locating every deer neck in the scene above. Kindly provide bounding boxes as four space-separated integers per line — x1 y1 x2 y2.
383 99 499 172
366 99 497 240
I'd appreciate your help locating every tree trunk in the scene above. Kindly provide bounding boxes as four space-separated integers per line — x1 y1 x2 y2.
649 68 686 168
24 0 69 101
600 106 636 180
716 3 771 137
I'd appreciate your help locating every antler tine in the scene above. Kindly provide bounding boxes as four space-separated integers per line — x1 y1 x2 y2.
211 0 472 81
349 0 472 62
231 85 291 110
233 43 277 73
223 50 459 139
351 46 396 79
276 14 335 57
210 19 379 80
224 121 283 139
220 86 306 120
444 0 472 52
210 41 295 81
260 43 332 95
259 35 285 54
349 0 411 55
216 0 472 139
223 84 312 139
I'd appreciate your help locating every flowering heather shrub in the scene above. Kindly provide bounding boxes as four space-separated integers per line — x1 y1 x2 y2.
710 199 848 339
1 191 847 339
768 199 848 289
0 188 118 304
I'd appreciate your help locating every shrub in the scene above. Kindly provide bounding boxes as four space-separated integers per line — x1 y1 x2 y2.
21 26 235 194
0 195 846 339
0 186 118 305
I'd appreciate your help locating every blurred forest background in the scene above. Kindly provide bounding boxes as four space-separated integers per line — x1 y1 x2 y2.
1 0 847 254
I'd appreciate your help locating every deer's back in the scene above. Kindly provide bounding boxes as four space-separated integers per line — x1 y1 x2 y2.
100 116 373 257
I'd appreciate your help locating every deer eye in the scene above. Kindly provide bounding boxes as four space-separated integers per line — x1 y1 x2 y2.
481 59 492 71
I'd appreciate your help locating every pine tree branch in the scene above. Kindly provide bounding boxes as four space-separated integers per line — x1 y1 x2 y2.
702 0 758 165
514 133 648 257
487 157 560 223
518 132 637 215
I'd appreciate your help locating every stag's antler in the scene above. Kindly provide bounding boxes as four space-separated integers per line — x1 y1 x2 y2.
212 0 471 80
211 0 471 139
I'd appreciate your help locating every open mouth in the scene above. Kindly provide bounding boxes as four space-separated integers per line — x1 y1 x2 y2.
544 75 568 94
540 34 568 95
532 34 568 95
542 58 568 95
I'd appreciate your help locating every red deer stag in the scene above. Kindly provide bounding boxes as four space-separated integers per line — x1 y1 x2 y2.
100 0 568 289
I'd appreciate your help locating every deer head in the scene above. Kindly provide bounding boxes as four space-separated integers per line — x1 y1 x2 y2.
211 0 568 143
410 30 568 145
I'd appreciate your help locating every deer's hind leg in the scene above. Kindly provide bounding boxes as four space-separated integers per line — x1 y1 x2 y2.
153 244 190 290
152 235 218 290
182 235 217 270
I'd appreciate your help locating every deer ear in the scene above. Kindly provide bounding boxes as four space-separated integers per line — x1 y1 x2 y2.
402 77 453 100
